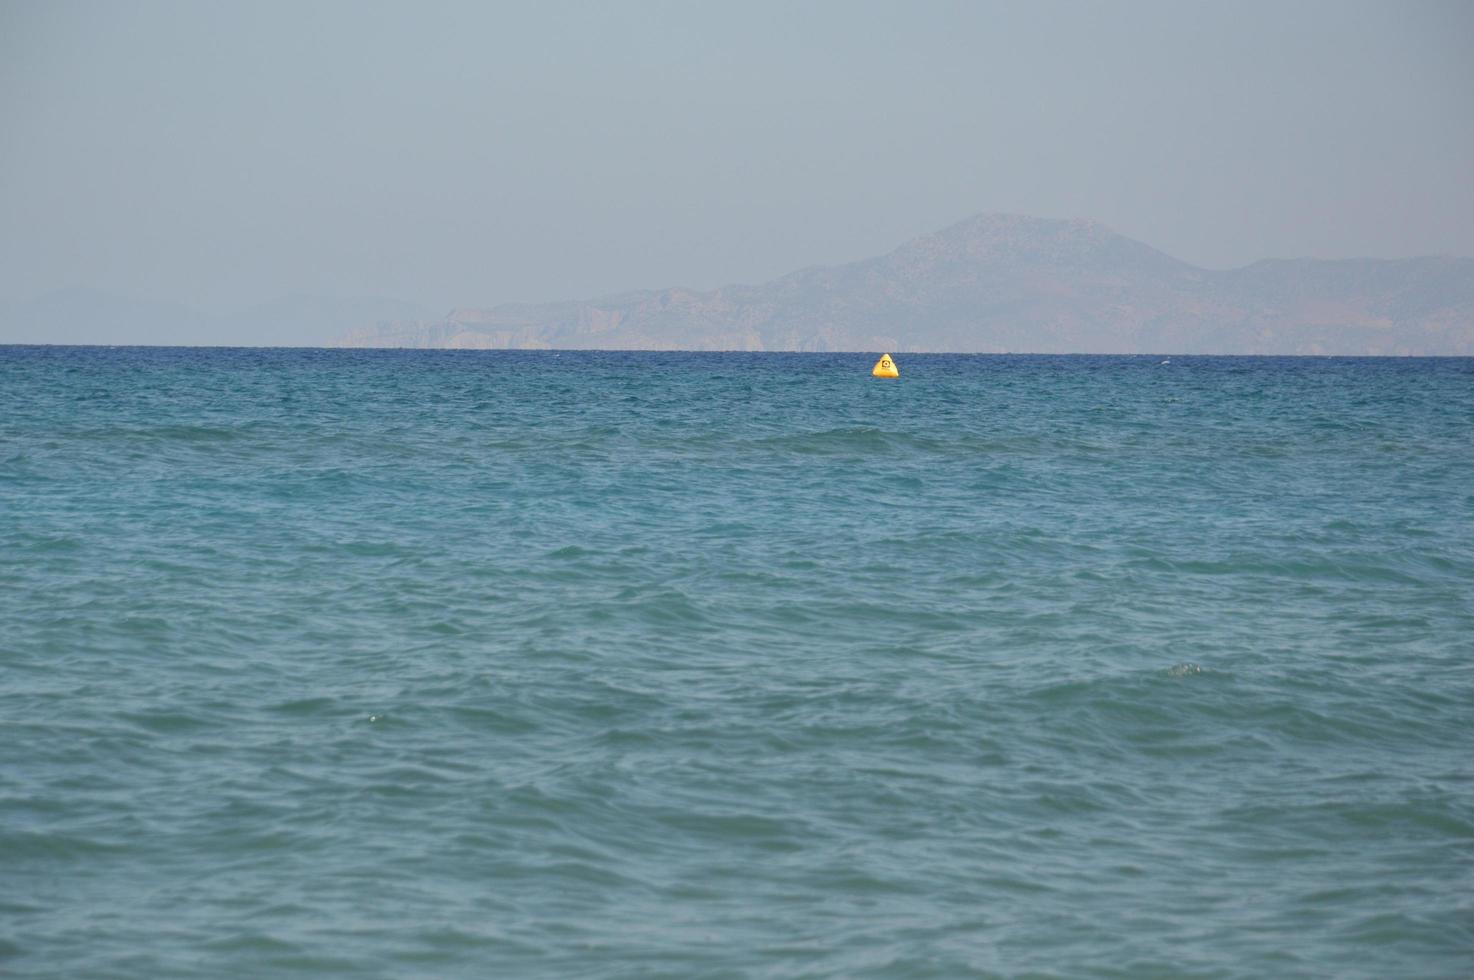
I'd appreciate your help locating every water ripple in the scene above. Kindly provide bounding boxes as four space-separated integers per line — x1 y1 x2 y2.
2 349 1471 978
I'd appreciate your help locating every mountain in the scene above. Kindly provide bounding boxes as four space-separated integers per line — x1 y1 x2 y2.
335 214 1474 355
1 290 431 347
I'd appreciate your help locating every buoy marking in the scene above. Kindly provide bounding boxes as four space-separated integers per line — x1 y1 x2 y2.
871 353 899 378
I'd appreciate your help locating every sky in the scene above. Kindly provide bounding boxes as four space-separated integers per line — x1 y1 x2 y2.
1 0 1471 322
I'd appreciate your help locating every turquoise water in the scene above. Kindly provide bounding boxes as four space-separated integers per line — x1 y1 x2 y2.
2 347 1472 978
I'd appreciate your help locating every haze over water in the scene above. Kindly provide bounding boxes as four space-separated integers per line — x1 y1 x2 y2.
3 347 1471 977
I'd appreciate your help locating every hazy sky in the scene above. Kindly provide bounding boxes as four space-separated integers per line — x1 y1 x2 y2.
2 0 1471 316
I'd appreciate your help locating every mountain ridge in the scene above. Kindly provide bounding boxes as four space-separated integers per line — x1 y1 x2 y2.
336 214 1473 355
5 216 1468 353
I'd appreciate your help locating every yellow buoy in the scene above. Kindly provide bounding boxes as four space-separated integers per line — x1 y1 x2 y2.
871 353 899 378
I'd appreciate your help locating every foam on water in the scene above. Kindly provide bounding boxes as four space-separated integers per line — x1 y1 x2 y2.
2 348 1472 978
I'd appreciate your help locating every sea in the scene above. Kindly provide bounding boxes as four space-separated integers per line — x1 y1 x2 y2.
2 346 1471 978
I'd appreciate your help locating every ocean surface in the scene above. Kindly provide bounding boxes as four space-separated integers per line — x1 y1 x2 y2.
2 346 1471 979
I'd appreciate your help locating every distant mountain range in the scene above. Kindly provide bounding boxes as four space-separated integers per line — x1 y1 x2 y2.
336 214 1474 355
6 215 1470 354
